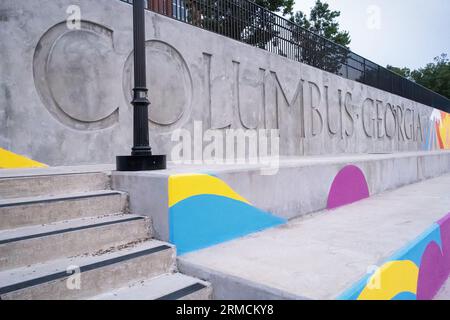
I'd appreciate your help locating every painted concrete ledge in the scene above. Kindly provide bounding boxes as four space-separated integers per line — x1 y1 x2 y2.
112 150 450 253
0 148 47 169
177 174 450 300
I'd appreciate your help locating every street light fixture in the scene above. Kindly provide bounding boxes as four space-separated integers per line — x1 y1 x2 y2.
116 0 166 171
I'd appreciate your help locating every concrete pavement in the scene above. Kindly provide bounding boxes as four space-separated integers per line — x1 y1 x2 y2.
178 173 450 299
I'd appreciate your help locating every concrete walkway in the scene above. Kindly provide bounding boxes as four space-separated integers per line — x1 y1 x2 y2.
435 277 450 300
178 174 450 300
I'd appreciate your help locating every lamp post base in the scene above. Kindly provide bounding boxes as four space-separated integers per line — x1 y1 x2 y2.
116 155 167 171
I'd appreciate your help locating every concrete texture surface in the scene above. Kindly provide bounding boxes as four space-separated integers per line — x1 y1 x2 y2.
0 239 176 300
0 172 111 199
435 277 450 300
0 164 114 179
0 190 127 230
113 151 450 241
0 0 443 166
0 214 151 271
0 168 210 300
178 173 450 300
92 272 212 300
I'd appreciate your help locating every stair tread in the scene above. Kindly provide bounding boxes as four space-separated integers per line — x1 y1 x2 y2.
0 165 114 179
91 273 209 300
0 190 124 208
0 239 173 291
0 214 143 244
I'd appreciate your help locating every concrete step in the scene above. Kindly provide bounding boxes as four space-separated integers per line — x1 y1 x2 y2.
434 277 450 300
0 214 150 271
0 240 175 300
91 273 212 300
178 173 450 300
0 172 110 199
0 191 128 230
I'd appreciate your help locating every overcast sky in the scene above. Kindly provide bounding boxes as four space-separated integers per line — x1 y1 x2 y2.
293 0 450 70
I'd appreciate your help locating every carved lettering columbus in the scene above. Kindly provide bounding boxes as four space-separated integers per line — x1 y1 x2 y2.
200 53 426 151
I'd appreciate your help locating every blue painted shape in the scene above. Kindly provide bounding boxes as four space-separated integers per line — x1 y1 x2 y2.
338 223 443 300
337 275 372 300
391 224 442 266
169 194 286 255
391 292 417 300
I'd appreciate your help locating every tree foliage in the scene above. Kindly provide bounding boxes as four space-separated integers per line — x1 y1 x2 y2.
290 0 350 47
387 54 450 99
254 0 294 16
289 0 351 74
185 0 294 49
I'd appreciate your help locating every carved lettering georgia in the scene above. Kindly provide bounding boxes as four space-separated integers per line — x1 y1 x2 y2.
396 105 406 141
415 111 423 142
384 103 396 139
362 98 375 138
404 107 413 140
376 100 385 139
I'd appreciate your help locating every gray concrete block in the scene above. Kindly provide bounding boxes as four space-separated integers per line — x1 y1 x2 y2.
0 172 111 199
0 190 128 230
0 214 151 271
91 272 212 300
0 0 443 166
0 240 175 300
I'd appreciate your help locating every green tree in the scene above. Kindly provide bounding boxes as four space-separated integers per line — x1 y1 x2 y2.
386 65 411 79
387 54 450 99
411 54 450 99
290 0 350 47
289 0 351 74
255 0 294 16
186 0 294 49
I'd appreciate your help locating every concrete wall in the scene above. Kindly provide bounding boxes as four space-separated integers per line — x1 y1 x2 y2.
112 150 450 244
0 0 447 165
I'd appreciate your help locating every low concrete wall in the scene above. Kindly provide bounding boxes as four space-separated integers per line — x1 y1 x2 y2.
112 150 450 250
1 0 449 165
339 212 450 300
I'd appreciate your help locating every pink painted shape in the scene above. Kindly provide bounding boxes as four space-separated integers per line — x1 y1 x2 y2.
438 213 450 269
327 165 369 210
417 241 447 300
417 213 450 300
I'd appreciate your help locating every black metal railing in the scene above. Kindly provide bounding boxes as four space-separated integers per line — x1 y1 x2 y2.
121 0 450 112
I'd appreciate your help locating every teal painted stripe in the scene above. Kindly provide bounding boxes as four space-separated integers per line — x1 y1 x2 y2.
338 221 443 300
169 194 286 255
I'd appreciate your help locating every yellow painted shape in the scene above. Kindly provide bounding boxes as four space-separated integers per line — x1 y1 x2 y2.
168 173 250 207
438 112 450 149
0 148 47 169
357 260 419 300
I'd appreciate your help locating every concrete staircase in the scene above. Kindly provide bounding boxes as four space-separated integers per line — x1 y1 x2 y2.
0 170 211 300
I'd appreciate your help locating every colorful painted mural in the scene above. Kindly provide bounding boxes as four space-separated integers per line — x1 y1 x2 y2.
339 212 450 300
327 165 370 210
424 109 450 150
0 148 47 169
168 173 286 255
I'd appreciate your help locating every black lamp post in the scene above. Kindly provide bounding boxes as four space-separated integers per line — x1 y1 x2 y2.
116 0 166 171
